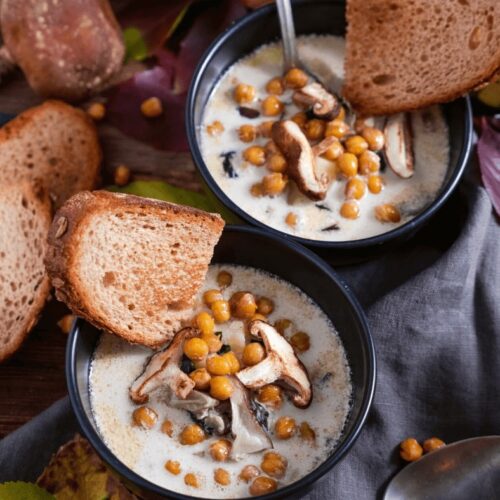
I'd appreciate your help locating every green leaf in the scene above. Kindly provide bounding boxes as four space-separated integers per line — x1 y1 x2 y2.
0 482 54 500
107 180 241 224
123 27 148 62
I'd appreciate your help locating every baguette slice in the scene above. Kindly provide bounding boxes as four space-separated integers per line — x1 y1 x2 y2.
0 181 51 362
0 100 101 208
46 191 225 348
344 0 500 115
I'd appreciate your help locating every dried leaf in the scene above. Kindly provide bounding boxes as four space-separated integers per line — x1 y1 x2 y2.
37 435 137 500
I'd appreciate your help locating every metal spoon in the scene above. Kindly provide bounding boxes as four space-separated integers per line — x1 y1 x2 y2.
384 436 500 500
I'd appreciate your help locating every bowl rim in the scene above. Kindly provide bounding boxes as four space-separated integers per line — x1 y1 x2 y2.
185 0 473 249
66 224 376 500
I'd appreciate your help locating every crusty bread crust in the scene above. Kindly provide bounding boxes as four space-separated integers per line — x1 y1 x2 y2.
45 191 224 348
0 100 101 207
0 181 51 363
344 0 500 116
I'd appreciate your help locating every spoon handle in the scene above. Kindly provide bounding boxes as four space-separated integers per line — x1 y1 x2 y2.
276 0 298 71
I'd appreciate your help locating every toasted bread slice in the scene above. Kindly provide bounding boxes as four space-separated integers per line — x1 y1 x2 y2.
344 0 500 115
0 100 101 208
46 191 225 348
0 181 51 362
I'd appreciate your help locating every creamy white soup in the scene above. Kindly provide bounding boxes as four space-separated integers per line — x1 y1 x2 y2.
90 264 352 498
200 35 450 241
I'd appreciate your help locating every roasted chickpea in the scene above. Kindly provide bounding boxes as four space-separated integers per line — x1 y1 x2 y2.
211 299 231 323
290 331 311 352
261 451 287 478
239 465 260 483
259 120 274 138
358 150 381 174
345 135 369 156
243 146 266 166
375 204 401 223
285 212 298 227
222 351 240 374
141 97 163 117
340 200 360 220
230 291 257 319
262 173 288 196
114 164 131 186
210 375 233 400
266 77 284 95
345 177 366 200
183 337 209 362
184 473 200 488
217 270 233 288
367 174 384 194
275 416 297 439
195 311 215 336
161 419 174 437
337 152 358 177
257 384 283 409
325 119 349 139
250 313 268 322
206 355 231 376
299 421 316 442
284 67 308 89
264 140 279 156
322 140 344 161
210 439 232 462
214 468 231 486
250 182 264 197
304 119 326 141
203 289 223 306
165 460 181 475
180 424 205 445
87 102 106 121
243 342 265 366
400 438 423 462
336 106 346 121
207 120 225 136
190 368 211 391
262 96 284 117
291 111 308 128
132 406 158 429
249 476 278 496
234 83 256 104
274 318 292 334
362 127 385 151
267 153 287 173
238 124 257 143
423 437 445 453
202 333 223 354
256 297 274 315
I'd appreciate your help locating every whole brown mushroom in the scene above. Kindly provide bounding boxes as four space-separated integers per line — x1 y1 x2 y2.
0 0 125 101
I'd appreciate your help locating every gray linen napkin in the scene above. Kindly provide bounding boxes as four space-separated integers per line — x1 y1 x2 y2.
0 167 499 499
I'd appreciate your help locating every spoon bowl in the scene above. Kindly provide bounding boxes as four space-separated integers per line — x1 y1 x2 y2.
384 436 500 500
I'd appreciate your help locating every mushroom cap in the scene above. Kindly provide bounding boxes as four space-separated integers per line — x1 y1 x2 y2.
129 327 198 404
272 120 330 201
236 320 312 408
1 0 125 101
383 112 414 178
292 82 341 121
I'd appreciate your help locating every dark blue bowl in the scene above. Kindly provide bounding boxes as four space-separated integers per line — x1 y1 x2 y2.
186 0 473 258
67 225 376 499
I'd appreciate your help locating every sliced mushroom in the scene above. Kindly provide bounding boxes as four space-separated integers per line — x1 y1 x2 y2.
384 113 414 178
272 120 330 201
236 320 312 408
129 328 198 404
292 82 340 120
168 389 230 435
230 377 273 459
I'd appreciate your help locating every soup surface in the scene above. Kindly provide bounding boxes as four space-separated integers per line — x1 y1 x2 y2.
90 264 352 498
200 35 450 241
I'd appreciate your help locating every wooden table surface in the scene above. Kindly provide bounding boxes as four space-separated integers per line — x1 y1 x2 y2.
0 72 199 439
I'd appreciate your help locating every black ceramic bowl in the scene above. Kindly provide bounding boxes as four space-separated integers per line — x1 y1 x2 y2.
67 225 375 500
186 0 473 258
